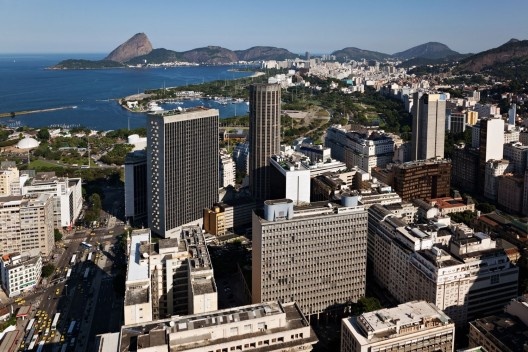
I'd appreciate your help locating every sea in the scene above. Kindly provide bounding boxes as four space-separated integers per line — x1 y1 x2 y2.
0 54 253 131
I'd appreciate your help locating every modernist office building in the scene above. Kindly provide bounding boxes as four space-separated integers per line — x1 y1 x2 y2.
411 92 446 161
341 301 454 352
252 197 368 317
124 150 148 227
147 108 219 238
249 83 281 201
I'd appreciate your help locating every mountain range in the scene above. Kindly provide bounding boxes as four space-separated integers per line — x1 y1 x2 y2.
52 33 528 78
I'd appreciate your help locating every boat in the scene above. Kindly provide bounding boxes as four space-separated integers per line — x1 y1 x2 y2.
148 102 164 113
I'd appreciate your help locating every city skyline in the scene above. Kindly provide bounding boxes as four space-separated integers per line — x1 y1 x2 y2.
1 0 527 55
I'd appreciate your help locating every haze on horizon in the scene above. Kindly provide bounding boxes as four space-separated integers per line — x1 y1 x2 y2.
1 0 527 56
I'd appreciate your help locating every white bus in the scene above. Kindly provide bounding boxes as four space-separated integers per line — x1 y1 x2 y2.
70 254 77 265
27 335 38 351
36 341 45 352
81 241 92 249
66 268 72 279
25 318 35 332
67 321 76 335
51 313 60 331
87 252 93 262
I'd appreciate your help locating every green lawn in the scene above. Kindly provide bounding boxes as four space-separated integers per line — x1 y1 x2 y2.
28 159 63 168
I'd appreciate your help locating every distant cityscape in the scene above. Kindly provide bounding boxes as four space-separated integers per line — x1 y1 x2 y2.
1 39 528 352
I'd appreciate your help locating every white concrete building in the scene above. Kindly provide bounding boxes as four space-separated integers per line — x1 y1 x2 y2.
484 159 514 200
0 194 54 257
269 155 311 205
503 142 528 174
341 301 454 352
22 174 82 228
0 251 42 297
219 151 236 188
118 301 317 352
0 165 19 197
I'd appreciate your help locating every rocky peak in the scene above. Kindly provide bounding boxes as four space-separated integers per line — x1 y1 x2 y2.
105 33 153 63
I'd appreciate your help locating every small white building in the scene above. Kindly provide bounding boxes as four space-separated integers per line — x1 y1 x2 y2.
0 251 42 297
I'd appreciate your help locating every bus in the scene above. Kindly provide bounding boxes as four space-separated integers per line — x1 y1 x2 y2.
25 318 35 332
83 268 90 280
51 313 60 331
87 252 92 262
67 321 76 335
70 254 77 266
66 268 72 279
81 241 92 249
24 326 35 345
36 341 45 352
27 335 38 351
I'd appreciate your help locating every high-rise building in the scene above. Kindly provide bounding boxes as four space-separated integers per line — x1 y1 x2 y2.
478 117 504 192
411 92 446 161
252 197 368 317
124 150 147 227
249 84 281 201
147 108 219 238
0 251 42 297
341 301 454 352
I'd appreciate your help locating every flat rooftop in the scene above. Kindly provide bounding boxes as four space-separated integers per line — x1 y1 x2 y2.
126 230 150 283
471 314 528 352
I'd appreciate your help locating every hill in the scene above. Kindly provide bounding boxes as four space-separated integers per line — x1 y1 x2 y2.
332 47 391 61
393 42 459 60
455 39 528 75
235 46 298 61
51 59 124 70
105 33 153 63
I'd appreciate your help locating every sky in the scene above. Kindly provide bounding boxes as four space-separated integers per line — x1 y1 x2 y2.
1 0 527 56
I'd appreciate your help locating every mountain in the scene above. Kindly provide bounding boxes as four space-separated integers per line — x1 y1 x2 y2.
235 46 298 61
126 48 183 65
331 47 391 61
455 39 528 73
393 42 459 60
105 33 153 63
180 46 238 64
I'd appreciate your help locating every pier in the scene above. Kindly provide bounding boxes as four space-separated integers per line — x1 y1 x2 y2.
0 105 77 119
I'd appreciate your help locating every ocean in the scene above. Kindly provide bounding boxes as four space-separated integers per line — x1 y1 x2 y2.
0 54 253 130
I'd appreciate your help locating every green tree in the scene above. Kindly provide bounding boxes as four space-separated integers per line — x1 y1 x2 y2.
89 193 102 212
477 203 496 213
36 128 50 141
41 264 55 278
54 229 62 242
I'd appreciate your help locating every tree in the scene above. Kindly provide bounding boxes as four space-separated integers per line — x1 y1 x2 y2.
36 128 50 141
54 229 62 242
477 203 496 214
41 264 55 278
89 193 102 213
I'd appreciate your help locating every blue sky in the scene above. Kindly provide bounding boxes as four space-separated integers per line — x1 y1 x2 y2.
1 0 527 55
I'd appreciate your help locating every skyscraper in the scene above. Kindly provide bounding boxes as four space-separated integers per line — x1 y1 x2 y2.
478 117 504 192
411 92 446 161
147 108 219 238
249 83 281 201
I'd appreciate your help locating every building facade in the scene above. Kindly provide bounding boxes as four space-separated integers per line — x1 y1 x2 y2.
391 159 451 202
0 251 42 297
118 301 317 352
411 92 446 161
341 301 454 352
249 84 281 201
0 194 54 257
147 108 219 238
252 197 368 317
124 150 148 227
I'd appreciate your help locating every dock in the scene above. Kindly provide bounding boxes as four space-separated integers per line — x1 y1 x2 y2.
0 106 77 118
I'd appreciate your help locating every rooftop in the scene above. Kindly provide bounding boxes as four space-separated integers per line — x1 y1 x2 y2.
471 314 528 352
126 230 150 283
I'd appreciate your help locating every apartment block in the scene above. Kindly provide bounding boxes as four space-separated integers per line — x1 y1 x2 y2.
341 301 454 352
503 142 528 174
118 301 317 352
252 197 368 317
497 174 524 214
298 144 331 163
325 125 395 173
203 201 256 236
269 155 311 205
124 227 218 324
0 194 54 257
368 207 518 325
484 159 513 201
0 164 19 197
451 145 479 193
219 151 236 188
0 251 42 297
478 118 504 192
22 174 82 228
